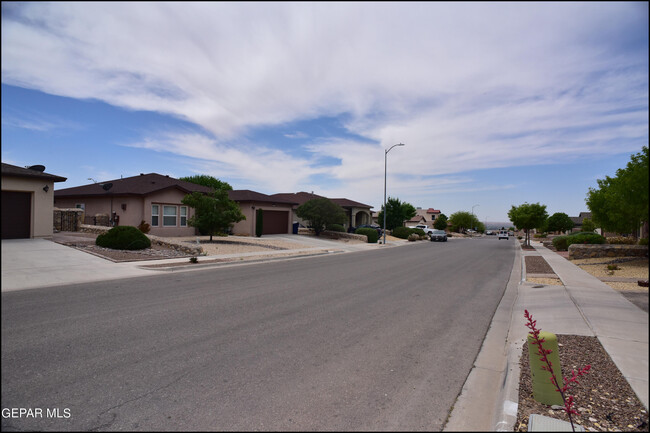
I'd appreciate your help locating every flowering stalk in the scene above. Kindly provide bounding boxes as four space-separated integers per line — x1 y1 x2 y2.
524 310 591 432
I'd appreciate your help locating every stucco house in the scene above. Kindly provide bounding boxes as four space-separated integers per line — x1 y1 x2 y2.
414 208 441 229
404 215 427 227
228 190 296 236
54 173 214 236
2 163 67 239
569 212 593 233
53 173 297 237
270 192 373 231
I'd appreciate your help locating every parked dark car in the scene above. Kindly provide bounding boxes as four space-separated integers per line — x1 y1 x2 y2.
356 224 383 236
429 229 448 242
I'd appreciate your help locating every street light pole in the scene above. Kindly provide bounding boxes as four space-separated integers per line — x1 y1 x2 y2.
383 143 405 245
471 204 479 232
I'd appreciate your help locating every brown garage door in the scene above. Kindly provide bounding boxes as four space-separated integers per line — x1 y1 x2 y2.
262 210 289 235
2 191 32 239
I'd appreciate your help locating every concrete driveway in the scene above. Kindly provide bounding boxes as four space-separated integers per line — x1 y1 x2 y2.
1 238 156 292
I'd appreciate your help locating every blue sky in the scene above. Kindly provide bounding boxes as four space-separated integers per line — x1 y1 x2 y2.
2 2 648 223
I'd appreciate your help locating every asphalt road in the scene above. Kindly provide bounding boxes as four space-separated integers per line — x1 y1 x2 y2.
1 237 515 431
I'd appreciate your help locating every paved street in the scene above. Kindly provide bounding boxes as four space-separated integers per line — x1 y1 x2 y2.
2 238 515 431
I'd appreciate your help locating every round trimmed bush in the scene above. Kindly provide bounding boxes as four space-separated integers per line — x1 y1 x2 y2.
96 226 151 250
391 226 411 239
552 235 569 251
355 227 378 243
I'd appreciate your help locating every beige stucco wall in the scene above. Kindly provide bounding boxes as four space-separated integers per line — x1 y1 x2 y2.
2 176 56 238
144 189 198 237
231 203 293 236
55 188 199 237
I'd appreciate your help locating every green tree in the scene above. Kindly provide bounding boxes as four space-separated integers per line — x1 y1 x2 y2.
376 197 417 231
433 213 448 230
508 202 548 246
448 211 479 233
296 197 346 236
182 189 245 241
586 146 648 238
581 218 596 233
546 212 574 234
180 174 233 191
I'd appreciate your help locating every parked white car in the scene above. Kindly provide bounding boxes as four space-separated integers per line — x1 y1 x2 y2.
498 230 509 240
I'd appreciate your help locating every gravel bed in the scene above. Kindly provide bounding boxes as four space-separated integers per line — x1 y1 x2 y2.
516 335 648 432
525 256 556 274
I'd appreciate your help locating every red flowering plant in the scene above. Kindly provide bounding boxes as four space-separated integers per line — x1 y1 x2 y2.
524 310 591 432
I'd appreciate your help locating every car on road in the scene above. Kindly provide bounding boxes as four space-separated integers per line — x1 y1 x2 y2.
429 229 448 242
498 230 509 240
486 230 494 235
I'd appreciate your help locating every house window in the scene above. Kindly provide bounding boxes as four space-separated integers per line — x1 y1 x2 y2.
75 203 85 211
163 205 177 227
180 206 187 227
151 205 159 226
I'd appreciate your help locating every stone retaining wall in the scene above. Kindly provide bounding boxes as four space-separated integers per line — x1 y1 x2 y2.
53 208 84 232
79 224 202 255
568 244 648 260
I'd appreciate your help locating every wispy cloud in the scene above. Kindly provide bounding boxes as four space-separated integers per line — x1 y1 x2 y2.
1 2 647 213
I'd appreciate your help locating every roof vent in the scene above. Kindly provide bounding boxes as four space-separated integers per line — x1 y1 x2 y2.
27 165 46 172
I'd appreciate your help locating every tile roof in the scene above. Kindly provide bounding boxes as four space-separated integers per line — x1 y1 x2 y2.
54 173 213 197
228 190 297 204
270 192 372 209
2 162 67 182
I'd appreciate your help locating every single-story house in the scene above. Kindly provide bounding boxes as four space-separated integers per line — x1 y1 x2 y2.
569 212 592 233
2 163 67 239
54 173 214 236
270 192 373 231
228 190 297 236
53 173 297 237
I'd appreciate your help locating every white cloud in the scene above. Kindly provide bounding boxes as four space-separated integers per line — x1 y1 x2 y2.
2 2 647 217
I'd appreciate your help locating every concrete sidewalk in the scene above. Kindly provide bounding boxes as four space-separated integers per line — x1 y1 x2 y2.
445 240 648 431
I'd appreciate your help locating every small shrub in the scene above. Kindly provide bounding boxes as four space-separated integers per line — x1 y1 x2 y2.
408 233 419 242
553 235 569 251
534 233 547 238
639 238 648 246
189 257 198 264
392 226 412 239
355 227 378 243
96 226 151 250
327 224 345 233
607 264 619 271
137 220 151 234
606 236 637 245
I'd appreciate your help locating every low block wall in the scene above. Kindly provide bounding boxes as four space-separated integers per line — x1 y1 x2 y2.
568 244 648 260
